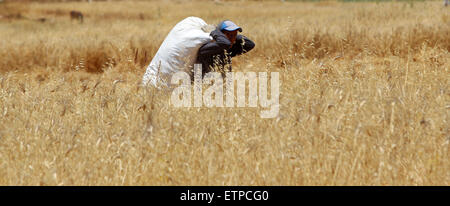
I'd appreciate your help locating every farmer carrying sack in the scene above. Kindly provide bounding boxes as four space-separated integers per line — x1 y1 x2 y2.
142 17 214 86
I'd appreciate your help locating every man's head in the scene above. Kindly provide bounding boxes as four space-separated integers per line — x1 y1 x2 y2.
219 20 242 45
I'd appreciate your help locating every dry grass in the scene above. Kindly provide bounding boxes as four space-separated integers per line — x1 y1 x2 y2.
0 0 449 185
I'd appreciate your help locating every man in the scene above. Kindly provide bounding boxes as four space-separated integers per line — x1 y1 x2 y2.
196 20 255 77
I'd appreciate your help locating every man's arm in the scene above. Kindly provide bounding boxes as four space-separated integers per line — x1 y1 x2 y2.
228 35 255 57
197 29 232 56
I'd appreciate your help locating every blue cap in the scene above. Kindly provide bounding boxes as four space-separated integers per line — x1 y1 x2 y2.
219 20 242 32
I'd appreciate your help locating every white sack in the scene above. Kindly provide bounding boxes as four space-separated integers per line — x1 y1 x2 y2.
142 17 213 86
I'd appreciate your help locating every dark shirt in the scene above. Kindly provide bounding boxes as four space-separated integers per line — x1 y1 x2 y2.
196 29 255 76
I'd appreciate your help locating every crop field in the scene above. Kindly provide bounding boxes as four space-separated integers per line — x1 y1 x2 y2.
0 0 448 185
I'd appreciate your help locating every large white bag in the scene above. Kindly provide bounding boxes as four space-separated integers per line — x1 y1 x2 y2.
142 17 213 86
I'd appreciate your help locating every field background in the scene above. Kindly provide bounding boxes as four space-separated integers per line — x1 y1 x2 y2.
0 0 449 185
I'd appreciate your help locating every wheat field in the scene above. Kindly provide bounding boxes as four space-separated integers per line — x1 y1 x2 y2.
0 0 449 185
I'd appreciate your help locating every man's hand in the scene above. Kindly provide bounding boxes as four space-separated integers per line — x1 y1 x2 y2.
228 35 255 57
211 29 236 48
197 29 232 56
210 29 225 40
